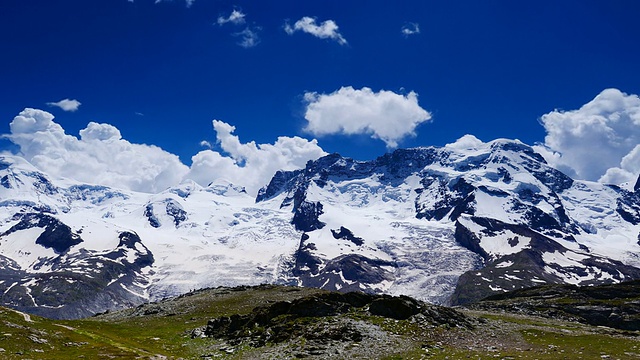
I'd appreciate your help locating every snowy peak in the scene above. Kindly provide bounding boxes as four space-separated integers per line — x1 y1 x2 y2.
1 138 640 318
254 139 640 304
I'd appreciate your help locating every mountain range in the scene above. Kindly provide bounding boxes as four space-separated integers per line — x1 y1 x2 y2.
1 138 639 319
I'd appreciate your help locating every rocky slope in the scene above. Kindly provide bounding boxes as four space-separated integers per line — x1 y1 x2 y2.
1 137 639 318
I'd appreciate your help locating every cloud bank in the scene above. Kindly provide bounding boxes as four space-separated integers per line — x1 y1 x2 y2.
284 17 347 45
187 121 326 194
8 108 188 193
5 108 326 195
303 86 431 148
535 88 640 186
47 99 81 112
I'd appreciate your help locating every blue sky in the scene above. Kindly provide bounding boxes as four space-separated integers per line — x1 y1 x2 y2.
2 0 640 193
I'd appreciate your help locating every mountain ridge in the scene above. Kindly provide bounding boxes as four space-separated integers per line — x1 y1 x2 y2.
1 137 639 318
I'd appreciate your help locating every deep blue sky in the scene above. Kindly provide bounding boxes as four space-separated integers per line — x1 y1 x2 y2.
2 0 640 164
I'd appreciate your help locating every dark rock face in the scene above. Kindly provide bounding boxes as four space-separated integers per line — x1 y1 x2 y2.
165 199 187 226
66 184 128 204
616 189 640 225
144 199 188 228
292 232 395 293
256 169 303 202
451 217 640 305
3 213 82 253
331 226 364 246
635 174 640 192
29 172 58 196
1 175 12 189
415 177 476 221
291 201 325 232
106 231 154 268
144 204 160 228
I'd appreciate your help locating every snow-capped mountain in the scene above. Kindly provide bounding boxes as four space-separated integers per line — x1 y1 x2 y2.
1 138 639 318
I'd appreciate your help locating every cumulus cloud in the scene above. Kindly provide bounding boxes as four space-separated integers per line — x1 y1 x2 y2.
5 108 326 195
401 22 420 37
284 17 347 45
199 140 212 149
445 134 484 151
186 121 327 194
233 27 261 48
217 9 246 26
46 98 81 112
303 86 431 148
7 108 188 193
534 88 640 185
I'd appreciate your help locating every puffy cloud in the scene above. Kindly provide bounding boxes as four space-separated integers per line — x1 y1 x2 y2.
199 140 212 149
401 22 420 37
5 108 326 195
186 120 327 194
7 108 188 193
217 9 246 26
600 145 640 187
284 17 347 45
79 122 122 141
46 98 81 112
445 134 484 151
303 86 432 148
535 88 640 185
233 27 261 48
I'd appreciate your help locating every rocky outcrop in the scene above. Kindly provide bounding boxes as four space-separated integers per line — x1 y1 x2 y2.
468 280 640 331
197 291 473 347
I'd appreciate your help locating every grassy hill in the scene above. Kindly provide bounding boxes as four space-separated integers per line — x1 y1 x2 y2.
1 284 640 359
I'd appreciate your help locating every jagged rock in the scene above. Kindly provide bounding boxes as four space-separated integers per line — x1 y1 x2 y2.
331 226 364 246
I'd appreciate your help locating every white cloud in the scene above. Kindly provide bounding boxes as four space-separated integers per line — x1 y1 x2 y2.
5 108 326 195
199 140 212 149
600 145 640 187
284 17 347 45
233 27 260 48
303 86 431 148
445 134 484 151
79 122 122 141
401 22 420 37
534 88 640 185
7 108 188 193
217 9 246 26
186 121 327 194
46 98 81 112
